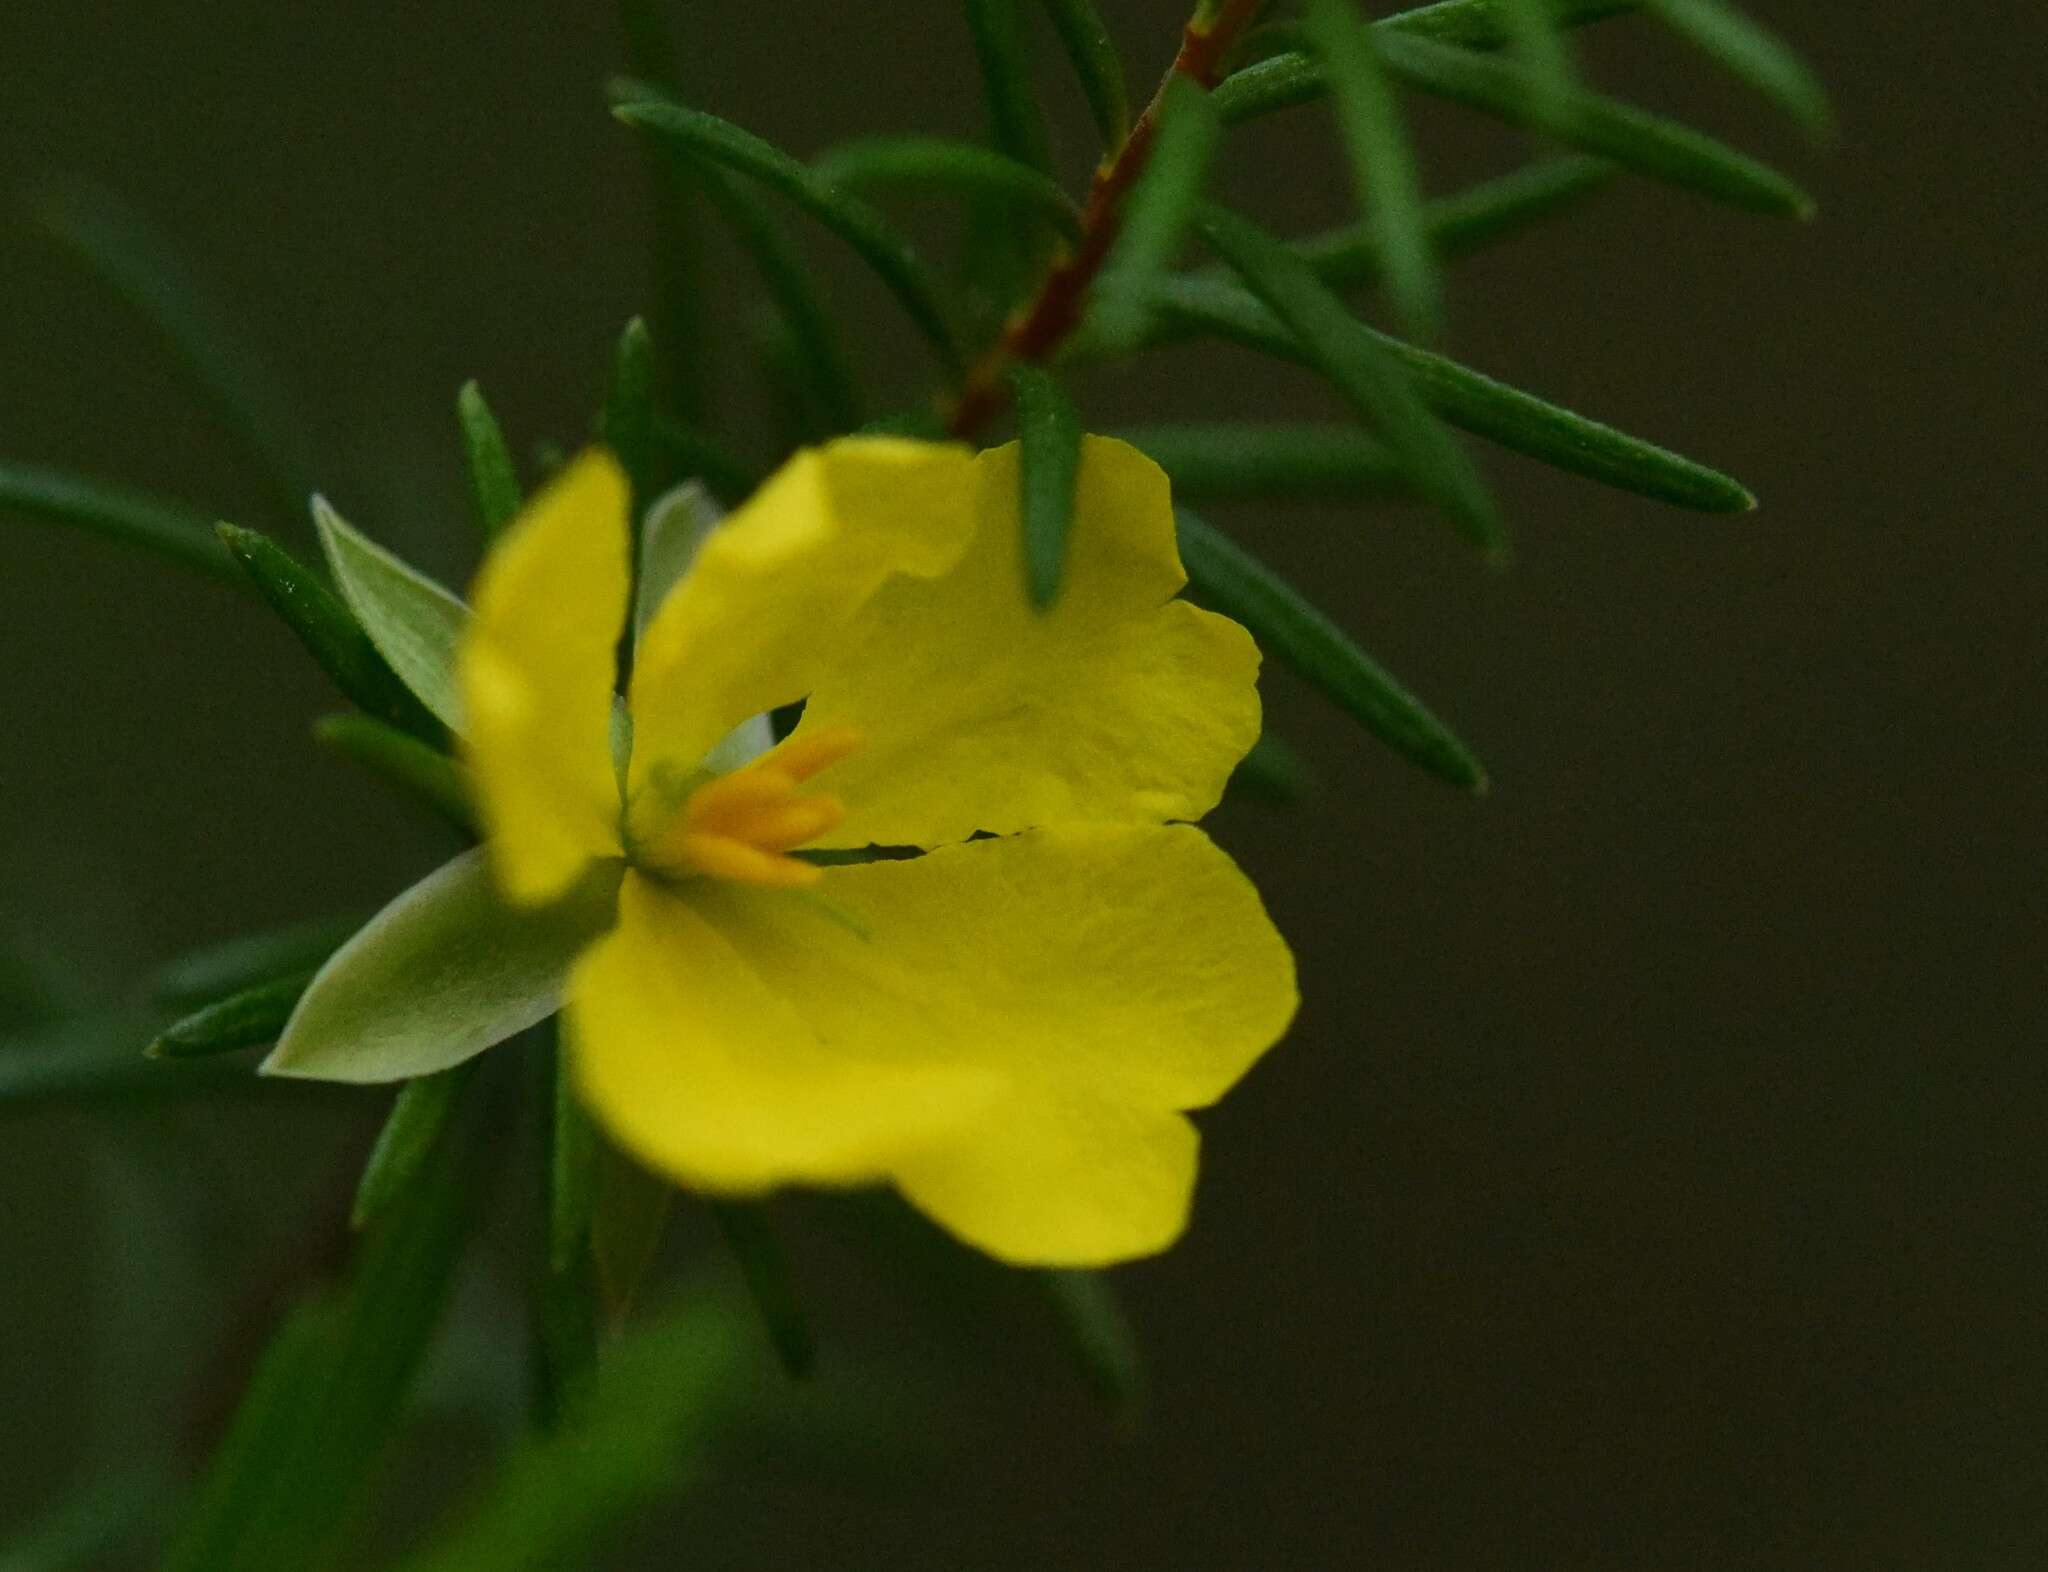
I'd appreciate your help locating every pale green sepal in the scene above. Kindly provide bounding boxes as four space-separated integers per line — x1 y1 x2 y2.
313 496 472 731
262 849 623 1084
635 480 725 642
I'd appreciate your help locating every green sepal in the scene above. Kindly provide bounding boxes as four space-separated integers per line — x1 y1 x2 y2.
313 497 470 732
262 850 623 1084
1177 509 1487 790
217 523 444 742
1008 364 1084 608
636 481 724 642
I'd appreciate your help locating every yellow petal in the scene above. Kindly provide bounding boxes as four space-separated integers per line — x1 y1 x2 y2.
625 438 977 821
568 872 1002 1192
458 450 630 904
795 436 1262 850
587 823 1294 1264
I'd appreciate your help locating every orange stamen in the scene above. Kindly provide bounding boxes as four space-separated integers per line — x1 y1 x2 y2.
636 725 862 888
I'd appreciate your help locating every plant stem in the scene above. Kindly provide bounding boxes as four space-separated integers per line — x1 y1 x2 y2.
944 0 1268 438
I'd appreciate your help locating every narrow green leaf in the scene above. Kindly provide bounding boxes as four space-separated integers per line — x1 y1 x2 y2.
1196 206 1501 553
1296 154 1614 286
391 1300 747 1572
611 88 963 373
314 498 469 731
1228 731 1316 805
1494 0 1576 122
1 1014 254 1106
1380 0 1643 46
1037 0 1130 148
602 316 658 514
965 0 1054 174
1303 0 1442 341
712 1201 816 1379
164 1077 489 1572
0 461 234 581
0 1464 172 1571
262 849 622 1084
312 713 477 832
1177 509 1487 789
351 1063 478 1231
591 1146 676 1323
1040 1269 1143 1419
815 137 1084 243
1008 364 1084 607
29 178 316 520
151 914 361 1010
550 1055 601 1276
1117 421 1407 501
651 415 763 505
530 1033 597 1429
217 524 445 742
1647 0 1833 133
147 971 312 1060
456 380 522 537
1089 74 1222 351
1131 275 1754 511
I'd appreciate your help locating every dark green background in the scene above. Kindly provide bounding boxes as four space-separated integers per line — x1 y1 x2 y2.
2 3 2039 1566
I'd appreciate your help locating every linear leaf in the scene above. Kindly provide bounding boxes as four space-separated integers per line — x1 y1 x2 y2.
262 849 620 1084
312 714 477 833
550 1051 601 1276
1117 422 1408 501
1177 510 1486 789
1040 1269 1143 1419
29 179 316 519
1494 0 1576 122
1133 275 1753 511
314 498 469 731
351 1063 479 1231
1 1014 251 1106
815 137 1084 242
147 971 312 1060
611 89 963 373
1647 0 1833 133
1380 0 1643 46
1008 364 1084 607
602 316 658 515
713 1201 816 1379
1228 731 1315 805
456 381 522 537
591 1146 675 1323
164 1076 488 1572
151 914 361 1010
1303 0 1441 341
0 461 234 580
217 524 445 741
1196 206 1501 553
966 0 1054 173
530 1033 598 1430
1089 74 1222 351
1037 0 1130 148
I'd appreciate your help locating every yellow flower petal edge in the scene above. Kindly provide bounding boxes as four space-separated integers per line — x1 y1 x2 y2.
459 450 631 905
794 437 1263 850
624 436 978 829
570 823 1297 1264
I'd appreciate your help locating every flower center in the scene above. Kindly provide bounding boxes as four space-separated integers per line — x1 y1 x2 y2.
635 725 862 889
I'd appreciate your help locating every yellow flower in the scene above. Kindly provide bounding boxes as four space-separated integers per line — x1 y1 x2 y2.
458 435 1296 1266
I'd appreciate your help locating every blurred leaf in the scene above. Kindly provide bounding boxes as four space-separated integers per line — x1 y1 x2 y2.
314 499 469 732
1380 0 1641 46
1177 509 1487 790
262 850 621 1084
1037 0 1130 149
1303 0 1442 341
152 914 361 1011
651 415 763 505
1228 731 1316 805
1215 35 1814 219
0 1014 253 1107
816 137 1084 243
1647 0 1833 133
1494 0 1575 123
0 1464 175 1572
636 481 723 641
312 714 477 833
612 88 964 373
530 1033 597 1429
1117 422 1407 501
550 1051 601 1277
147 971 311 1060
0 461 234 581
591 1145 675 1324
602 316 659 515
1089 74 1221 351
164 1072 490 1572
28 178 316 519
1196 205 1501 553
1008 364 1084 607
1132 276 1755 511
391 1300 748 1572
965 0 1054 174
217 523 445 741
1039 1269 1143 1419
713 1201 817 1379
456 381 522 537
351 1063 480 1231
